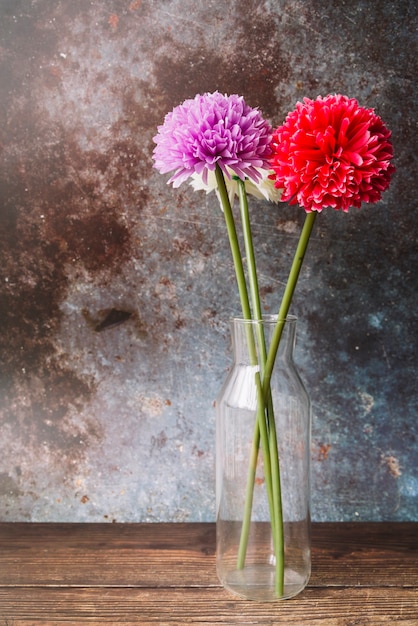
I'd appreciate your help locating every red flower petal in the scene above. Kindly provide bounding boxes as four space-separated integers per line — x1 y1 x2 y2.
269 94 395 212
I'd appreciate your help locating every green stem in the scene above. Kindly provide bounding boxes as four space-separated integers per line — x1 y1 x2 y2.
267 210 316 596
236 179 279 566
236 407 260 568
237 371 271 569
269 405 284 596
216 171 277 572
236 180 264 326
215 167 261 569
214 167 252 323
215 169 317 598
263 211 317 400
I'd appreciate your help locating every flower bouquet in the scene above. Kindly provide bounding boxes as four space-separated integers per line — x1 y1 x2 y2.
153 92 394 600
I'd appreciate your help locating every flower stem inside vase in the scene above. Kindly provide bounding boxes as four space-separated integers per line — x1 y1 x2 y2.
214 166 315 600
216 316 311 601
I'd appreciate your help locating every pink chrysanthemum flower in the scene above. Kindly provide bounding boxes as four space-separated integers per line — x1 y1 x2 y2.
269 94 395 212
153 92 272 188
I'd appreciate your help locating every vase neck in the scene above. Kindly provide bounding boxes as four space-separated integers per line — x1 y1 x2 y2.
231 316 297 366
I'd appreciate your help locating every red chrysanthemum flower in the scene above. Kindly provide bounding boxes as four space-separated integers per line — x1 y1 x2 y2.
269 94 395 212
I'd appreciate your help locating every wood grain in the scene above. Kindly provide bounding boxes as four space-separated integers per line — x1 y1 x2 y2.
0 522 416 625
0 588 417 624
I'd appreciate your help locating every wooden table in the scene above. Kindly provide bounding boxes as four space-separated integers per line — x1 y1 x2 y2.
0 522 416 625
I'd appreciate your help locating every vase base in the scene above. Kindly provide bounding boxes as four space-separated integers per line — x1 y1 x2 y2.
218 564 309 602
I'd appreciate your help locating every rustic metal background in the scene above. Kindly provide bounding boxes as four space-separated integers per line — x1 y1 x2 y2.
0 0 417 522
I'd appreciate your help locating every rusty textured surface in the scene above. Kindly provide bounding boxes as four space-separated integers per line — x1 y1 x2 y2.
0 0 417 522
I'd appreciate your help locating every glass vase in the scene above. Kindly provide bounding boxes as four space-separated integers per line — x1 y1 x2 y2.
216 315 311 601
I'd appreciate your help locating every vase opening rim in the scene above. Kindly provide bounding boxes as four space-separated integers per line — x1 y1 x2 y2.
231 314 297 325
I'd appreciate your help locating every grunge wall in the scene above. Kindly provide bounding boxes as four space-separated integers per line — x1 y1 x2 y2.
0 0 417 522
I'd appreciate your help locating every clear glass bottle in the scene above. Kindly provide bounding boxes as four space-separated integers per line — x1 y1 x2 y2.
216 316 311 601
